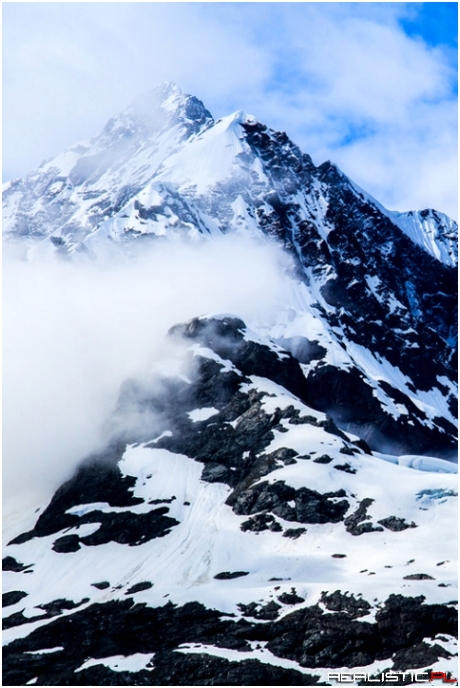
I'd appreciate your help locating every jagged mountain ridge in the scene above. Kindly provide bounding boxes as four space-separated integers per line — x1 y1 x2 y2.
3 82 457 267
3 82 458 458
3 316 458 685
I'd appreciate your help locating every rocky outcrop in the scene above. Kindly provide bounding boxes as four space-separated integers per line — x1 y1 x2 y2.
3 595 456 685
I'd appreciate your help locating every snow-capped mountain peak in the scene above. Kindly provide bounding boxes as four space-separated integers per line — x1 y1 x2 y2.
111 81 214 139
3 84 457 462
3 83 458 686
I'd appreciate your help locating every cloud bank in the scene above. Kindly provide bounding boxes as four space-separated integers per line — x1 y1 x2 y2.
3 236 290 506
3 3 457 218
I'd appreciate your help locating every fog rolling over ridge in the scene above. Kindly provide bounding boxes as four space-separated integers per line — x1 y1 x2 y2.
3 236 288 503
2 83 458 686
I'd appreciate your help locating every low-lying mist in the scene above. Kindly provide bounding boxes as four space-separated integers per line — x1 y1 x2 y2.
3 235 292 507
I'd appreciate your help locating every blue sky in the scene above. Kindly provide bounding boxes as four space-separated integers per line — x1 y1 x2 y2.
400 2 458 48
3 2 458 217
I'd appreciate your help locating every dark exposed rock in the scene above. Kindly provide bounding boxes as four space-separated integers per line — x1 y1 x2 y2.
2 556 32 572
339 445 357 456
2 590 28 607
265 447 298 465
320 591 371 618
3 594 457 684
31 665 154 686
316 418 350 441
229 480 349 525
126 582 153 594
16 500 180 550
91 581 110 590
403 574 435 580
8 446 143 545
229 480 294 518
265 604 377 668
313 455 332 464
378 516 417 531
53 535 81 553
266 594 457 669
241 513 283 533
148 496 176 504
391 641 450 671
169 317 310 406
283 528 306 539
3 610 41 631
301 362 457 459
278 589 305 605
374 594 457 654
344 498 384 536
295 487 349 524
214 571 249 580
37 598 90 614
238 600 281 621
3 597 89 630
79 508 179 547
334 463 357 474
352 438 372 454
148 357 284 494
201 463 231 483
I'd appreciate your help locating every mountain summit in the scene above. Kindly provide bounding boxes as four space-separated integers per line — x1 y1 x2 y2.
3 82 457 266
102 82 214 142
3 84 458 686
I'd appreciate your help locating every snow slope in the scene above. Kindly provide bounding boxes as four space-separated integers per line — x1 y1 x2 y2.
3 317 458 686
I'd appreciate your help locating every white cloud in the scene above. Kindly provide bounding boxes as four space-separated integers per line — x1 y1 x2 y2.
3 236 289 503
2 3 457 217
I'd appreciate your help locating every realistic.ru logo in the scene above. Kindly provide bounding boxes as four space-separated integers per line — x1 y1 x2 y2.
327 671 457 684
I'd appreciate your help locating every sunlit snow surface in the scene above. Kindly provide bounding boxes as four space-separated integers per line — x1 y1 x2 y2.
76 653 155 673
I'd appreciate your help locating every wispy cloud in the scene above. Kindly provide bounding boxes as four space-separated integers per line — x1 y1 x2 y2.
3 3 457 217
3 236 289 502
